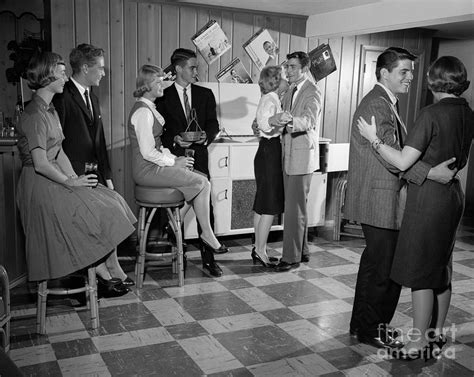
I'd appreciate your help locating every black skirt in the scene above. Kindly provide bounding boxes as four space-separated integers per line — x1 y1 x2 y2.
253 137 284 215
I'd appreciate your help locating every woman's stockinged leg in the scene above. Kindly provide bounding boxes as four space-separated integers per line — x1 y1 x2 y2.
192 181 220 249
255 214 273 262
434 286 451 336
105 249 128 280
405 289 433 348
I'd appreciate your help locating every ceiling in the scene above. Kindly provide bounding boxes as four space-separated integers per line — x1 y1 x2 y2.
177 0 380 17
177 0 474 39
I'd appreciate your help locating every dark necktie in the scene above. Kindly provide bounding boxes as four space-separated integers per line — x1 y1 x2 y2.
84 89 93 121
395 100 404 148
289 85 298 110
183 87 191 123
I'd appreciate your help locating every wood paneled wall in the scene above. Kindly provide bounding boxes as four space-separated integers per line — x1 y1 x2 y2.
48 0 435 219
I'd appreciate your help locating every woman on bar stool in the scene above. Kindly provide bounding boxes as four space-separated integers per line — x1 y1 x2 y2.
128 64 227 277
16 52 137 297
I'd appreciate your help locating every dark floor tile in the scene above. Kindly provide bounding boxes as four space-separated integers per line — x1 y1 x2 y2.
20 361 62 377
51 338 98 359
134 284 171 301
318 347 369 370
378 356 474 377
332 273 358 288
81 302 160 335
260 308 303 324
295 269 327 279
101 341 202 376
219 278 254 290
259 280 336 306
10 317 49 350
455 257 474 268
208 367 254 377
165 322 209 340
308 311 353 336
452 270 472 281
306 251 353 268
213 325 312 366
175 291 254 321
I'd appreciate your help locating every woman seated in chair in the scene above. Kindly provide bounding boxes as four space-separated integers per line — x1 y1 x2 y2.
128 64 227 277
16 51 136 297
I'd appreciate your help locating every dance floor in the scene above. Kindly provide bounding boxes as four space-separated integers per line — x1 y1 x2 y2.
7 215 474 376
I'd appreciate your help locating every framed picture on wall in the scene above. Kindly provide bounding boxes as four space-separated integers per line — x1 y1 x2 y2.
216 57 252 84
243 29 279 71
191 20 231 65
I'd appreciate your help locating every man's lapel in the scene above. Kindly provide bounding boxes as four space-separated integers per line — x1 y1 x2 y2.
68 81 93 121
169 85 188 128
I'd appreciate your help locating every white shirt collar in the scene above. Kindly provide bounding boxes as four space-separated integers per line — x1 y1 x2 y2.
174 82 191 92
70 76 90 95
376 82 398 105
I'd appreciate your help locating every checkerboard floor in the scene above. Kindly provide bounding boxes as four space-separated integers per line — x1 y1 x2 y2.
7 215 474 376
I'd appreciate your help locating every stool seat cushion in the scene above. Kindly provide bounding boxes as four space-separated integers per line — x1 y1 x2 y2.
135 185 185 205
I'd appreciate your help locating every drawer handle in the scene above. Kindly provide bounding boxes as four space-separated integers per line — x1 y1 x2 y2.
224 189 228 200
224 156 228 167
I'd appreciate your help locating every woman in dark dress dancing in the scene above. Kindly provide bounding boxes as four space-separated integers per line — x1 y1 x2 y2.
358 56 474 360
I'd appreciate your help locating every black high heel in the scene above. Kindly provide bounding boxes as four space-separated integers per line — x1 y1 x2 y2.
251 247 278 263
430 334 447 350
391 344 433 361
201 238 229 254
251 250 274 268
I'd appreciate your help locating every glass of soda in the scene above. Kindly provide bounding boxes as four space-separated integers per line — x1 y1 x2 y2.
184 149 195 171
84 162 98 187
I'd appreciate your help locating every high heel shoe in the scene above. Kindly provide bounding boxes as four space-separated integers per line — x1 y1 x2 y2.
201 238 229 254
430 334 447 350
251 250 274 268
391 344 433 361
251 247 278 263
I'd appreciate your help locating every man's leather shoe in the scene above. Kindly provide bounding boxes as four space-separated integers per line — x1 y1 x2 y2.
275 261 300 272
301 255 310 263
203 261 223 277
357 333 404 349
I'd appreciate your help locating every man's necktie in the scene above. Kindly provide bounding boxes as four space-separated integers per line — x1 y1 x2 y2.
84 89 93 121
289 85 298 110
183 87 191 123
395 100 404 148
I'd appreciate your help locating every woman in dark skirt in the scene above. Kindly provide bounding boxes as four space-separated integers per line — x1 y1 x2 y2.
252 66 287 267
357 56 474 360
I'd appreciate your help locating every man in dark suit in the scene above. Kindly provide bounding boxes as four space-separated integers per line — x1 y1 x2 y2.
53 44 133 291
345 47 457 349
156 48 225 277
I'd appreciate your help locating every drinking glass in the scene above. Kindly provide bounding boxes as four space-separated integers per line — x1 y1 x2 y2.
84 162 98 187
184 149 195 171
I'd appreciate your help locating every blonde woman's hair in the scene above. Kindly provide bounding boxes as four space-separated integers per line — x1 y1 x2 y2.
258 65 282 95
133 64 164 97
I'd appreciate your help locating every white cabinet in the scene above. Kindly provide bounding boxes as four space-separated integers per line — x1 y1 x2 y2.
183 141 329 239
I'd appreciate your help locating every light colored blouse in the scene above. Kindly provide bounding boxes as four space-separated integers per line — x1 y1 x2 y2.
256 91 283 139
131 97 175 166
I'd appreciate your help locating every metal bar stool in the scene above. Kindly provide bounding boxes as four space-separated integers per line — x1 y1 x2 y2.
0 265 11 352
134 185 185 288
36 266 99 335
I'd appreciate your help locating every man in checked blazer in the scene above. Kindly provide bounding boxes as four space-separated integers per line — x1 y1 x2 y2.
345 47 456 349
270 51 322 272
